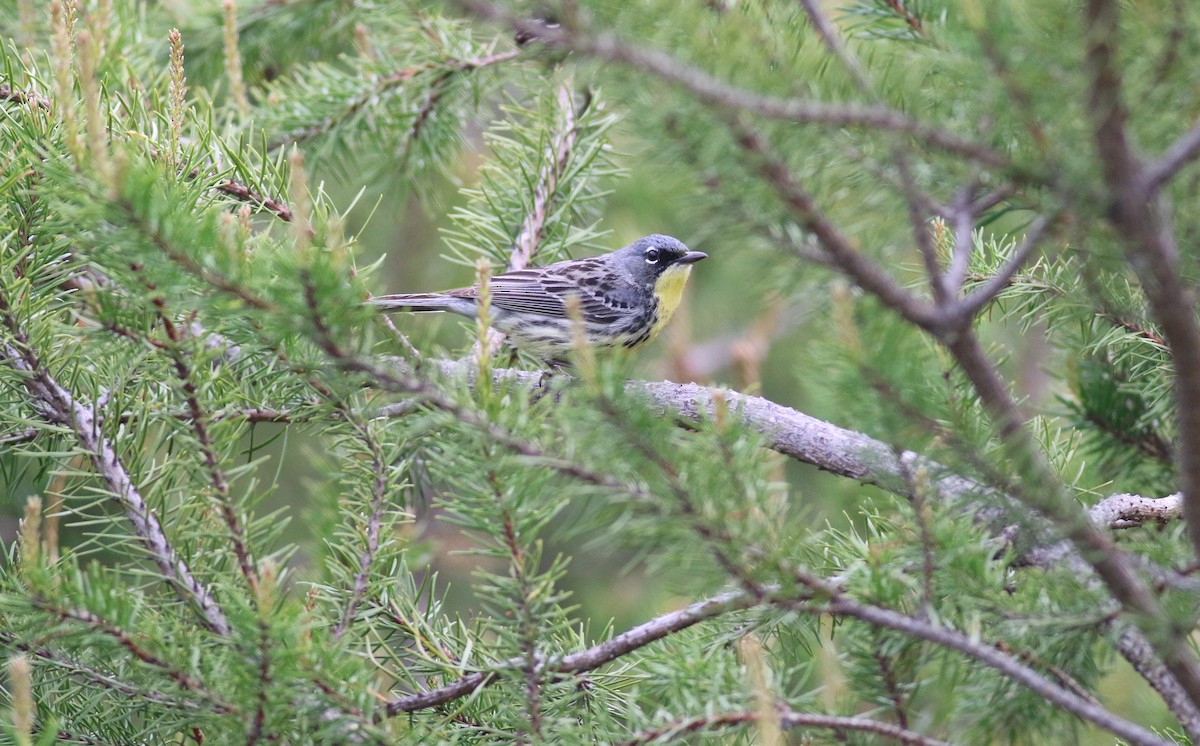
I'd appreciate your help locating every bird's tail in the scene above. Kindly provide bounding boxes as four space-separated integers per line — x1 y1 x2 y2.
367 293 458 312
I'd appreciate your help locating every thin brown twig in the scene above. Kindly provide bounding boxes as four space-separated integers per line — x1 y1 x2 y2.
884 0 924 36
385 589 761 714
215 178 294 222
158 308 260 594
0 83 51 109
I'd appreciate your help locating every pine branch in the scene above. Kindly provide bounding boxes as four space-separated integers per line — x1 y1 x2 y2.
507 84 587 273
0 631 232 714
954 213 1054 317
385 573 1170 745
0 293 232 637
331 416 398 641
157 305 260 595
484 82 591 354
387 359 1185 535
385 588 760 714
795 587 1172 746
721 108 1200 716
457 0 1013 170
376 355 1199 734
266 49 520 152
38 602 231 708
617 708 954 746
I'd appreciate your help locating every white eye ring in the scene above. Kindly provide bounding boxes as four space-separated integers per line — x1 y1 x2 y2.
644 248 661 264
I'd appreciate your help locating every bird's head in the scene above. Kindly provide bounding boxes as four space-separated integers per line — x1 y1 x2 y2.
617 234 707 285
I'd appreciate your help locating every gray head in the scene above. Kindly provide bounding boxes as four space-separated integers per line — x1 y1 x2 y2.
614 234 707 282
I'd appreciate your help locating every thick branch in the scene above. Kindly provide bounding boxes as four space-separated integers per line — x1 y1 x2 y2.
1084 0 1200 565
398 360 1184 535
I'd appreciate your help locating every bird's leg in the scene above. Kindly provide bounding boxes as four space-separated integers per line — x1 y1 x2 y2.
531 359 571 403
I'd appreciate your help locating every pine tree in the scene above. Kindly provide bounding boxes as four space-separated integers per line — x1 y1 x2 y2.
2 0 1200 743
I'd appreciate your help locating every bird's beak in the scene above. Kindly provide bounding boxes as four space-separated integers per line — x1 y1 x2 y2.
678 251 708 265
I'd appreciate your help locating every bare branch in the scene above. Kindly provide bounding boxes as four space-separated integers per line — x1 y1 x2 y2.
942 190 977 298
393 359 1190 537
1092 492 1183 529
1142 117 1200 194
1116 625 1200 740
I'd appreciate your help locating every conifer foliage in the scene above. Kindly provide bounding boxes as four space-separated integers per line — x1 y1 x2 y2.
2 0 1200 743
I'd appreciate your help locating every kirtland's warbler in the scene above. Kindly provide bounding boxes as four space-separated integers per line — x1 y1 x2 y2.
370 234 706 360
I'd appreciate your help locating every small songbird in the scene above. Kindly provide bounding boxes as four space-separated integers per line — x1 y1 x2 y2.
370 234 707 361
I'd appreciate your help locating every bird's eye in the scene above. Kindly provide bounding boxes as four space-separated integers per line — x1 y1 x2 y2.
644 248 661 264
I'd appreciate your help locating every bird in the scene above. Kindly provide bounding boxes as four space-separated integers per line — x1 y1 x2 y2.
370 234 707 361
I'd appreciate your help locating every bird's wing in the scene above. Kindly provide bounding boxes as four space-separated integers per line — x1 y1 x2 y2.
468 264 626 324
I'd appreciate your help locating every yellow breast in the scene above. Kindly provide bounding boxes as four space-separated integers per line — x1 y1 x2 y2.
647 264 694 341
